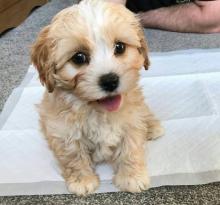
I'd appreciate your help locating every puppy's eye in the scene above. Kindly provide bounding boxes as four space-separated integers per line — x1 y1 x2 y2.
114 42 126 55
71 52 89 65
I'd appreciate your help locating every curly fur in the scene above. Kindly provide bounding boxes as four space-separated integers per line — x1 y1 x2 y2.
31 0 164 196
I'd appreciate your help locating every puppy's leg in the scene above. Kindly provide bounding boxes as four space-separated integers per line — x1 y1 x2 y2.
47 136 99 196
146 112 165 140
113 129 150 192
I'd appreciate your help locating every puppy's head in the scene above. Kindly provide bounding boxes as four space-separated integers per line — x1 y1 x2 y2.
31 0 149 112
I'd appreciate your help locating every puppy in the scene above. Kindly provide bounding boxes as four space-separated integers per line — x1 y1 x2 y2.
31 0 164 196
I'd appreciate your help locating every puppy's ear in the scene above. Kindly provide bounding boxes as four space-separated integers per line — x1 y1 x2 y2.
137 26 150 70
31 26 56 92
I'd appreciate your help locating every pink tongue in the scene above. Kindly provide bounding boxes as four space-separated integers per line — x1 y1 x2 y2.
98 95 121 112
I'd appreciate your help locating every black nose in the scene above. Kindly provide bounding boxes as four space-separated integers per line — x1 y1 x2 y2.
99 72 119 92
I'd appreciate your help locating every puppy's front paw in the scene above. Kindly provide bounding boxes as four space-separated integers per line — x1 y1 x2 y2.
67 174 99 196
147 122 165 140
113 170 150 193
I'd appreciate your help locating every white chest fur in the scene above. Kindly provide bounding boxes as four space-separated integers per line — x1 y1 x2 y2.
81 110 123 163
44 105 124 163
42 91 145 164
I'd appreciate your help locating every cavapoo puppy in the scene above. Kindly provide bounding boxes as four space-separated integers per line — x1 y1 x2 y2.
31 0 164 196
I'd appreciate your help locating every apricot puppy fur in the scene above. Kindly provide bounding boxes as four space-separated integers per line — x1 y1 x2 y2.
31 0 164 196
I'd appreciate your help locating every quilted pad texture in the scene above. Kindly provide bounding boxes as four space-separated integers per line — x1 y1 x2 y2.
0 49 220 196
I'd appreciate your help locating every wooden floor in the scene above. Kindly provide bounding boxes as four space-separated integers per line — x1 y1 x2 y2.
0 0 47 34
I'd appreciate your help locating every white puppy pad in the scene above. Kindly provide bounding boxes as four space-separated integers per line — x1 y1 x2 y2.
0 49 220 195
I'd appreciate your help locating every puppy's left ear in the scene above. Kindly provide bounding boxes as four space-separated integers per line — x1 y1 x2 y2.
137 26 150 70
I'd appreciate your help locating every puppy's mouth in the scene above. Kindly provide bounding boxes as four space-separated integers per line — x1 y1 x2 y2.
97 95 122 112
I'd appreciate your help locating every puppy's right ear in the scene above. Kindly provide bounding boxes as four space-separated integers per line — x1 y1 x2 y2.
31 26 56 92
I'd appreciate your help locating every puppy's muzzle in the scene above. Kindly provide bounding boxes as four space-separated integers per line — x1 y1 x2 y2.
99 72 119 92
